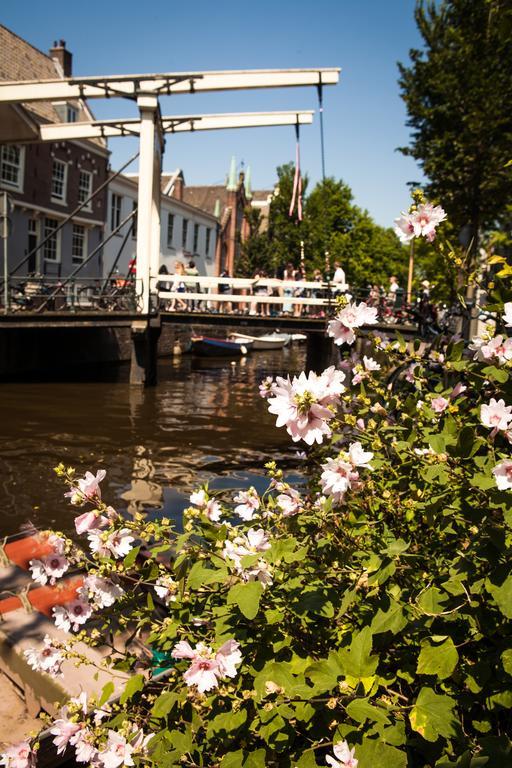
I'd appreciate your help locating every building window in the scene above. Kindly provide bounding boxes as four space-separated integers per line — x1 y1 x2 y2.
193 223 199 253
111 193 122 231
51 159 68 202
0 145 24 191
131 202 138 239
43 217 60 262
72 224 87 264
182 219 188 249
67 105 78 122
205 228 211 255
78 170 92 209
167 213 174 248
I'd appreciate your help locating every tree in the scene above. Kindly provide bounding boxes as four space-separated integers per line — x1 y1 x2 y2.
236 207 270 277
398 0 512 255
266 163 308 274
306 178 408 288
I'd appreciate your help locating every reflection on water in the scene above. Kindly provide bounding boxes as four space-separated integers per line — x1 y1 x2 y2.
0 348 306 536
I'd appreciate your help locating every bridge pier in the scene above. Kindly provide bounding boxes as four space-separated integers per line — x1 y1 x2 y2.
305 333 337 373
130 319 160 386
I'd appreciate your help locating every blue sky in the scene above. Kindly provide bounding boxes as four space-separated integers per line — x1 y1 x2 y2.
3 0 424 227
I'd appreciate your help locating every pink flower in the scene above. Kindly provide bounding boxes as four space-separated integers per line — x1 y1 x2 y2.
190 489 208 508
503 302 512 327
223 528 271 579
326 740 358 768
431 396 449 414
411 203 447 240
78 575 124 609
394 212 416 243
215 639 243 678
50 718 81 755
0 743 35 768
450 382 467 400
172 639 242 693
205 499 222 522
405 363 419 383
98 731 135 768
327 302 378 347
154 575 179 605
259 376 276 399
29 552 69 586
53 598 92 633
24 635 64 676
276 488 302 517
348 441 374 468
480 398 512 432
267 367 345 445
70 728 97 764
88 528 135 559
233 488 260 521
75 511 108 535
477 335 512 365
320 458 360 504
492 459 512 490
65 469 106 505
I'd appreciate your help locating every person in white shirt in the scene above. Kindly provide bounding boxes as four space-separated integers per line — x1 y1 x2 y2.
332 261 348 293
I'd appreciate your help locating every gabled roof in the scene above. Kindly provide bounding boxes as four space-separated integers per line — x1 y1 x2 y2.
182 185 228 217
0 24 106 150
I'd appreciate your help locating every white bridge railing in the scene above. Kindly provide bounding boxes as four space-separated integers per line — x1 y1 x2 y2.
155 274 349 309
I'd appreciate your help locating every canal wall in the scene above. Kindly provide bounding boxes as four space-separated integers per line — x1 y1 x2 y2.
0 321 324 380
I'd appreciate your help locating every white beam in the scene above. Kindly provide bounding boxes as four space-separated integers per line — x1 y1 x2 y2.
38 111 314 142
0 68 339 104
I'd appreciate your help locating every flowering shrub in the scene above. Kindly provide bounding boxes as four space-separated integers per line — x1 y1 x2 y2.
2 199 512 768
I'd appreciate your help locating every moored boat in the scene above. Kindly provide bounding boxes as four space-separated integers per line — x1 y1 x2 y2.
229 332 290 350
191 336 253 356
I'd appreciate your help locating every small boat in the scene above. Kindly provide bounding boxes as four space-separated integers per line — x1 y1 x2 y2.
191 336 253 357
229 332 290 350
291 333 307 343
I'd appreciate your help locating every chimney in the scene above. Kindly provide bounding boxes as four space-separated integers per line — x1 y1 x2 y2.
173 175 183 201
49 40 72 77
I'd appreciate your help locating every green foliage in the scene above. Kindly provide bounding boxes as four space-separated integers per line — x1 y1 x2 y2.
398 0 512 247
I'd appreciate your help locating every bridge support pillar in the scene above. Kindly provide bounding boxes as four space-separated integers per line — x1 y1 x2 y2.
130 319 161 386
305 333 337 373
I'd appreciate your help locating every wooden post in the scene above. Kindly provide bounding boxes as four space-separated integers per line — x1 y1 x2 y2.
406 239 414 304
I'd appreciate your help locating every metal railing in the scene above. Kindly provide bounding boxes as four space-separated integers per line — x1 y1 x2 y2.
1 275 139 313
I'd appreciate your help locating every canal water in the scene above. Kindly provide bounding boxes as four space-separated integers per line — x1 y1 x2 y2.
0 348 306 537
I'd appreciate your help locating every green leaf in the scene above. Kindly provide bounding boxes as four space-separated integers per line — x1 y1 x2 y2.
417 586 448 615
294 753 319 767
417 637 459 680
227 580 263 619
152 692 181 718
338 627 379 679
355 737 407 768
482 365 509 384
409 687 459 742
187 561 228 589
244 749 266 768
253 661 299 700
206 709 247 740
371 600 407 635
346 697 391 727
306 653 344 692
220 751 243 768
123 545 140 569
119 673 144 705
501 649 512 675
98 680 114 707
487 575 512 619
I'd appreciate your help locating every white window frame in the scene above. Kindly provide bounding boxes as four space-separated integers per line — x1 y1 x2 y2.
110 193 122 231
193 223 200 253
0 145 25 192
67 105 78 123
167 213 174 248
78 170 93 210
51 159 68 203
131 201 138 239
71 223 88 264
205 227 211 256
43 217 61 263
182 218 188 249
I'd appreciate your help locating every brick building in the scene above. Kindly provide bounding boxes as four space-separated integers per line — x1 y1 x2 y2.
0 25 109 279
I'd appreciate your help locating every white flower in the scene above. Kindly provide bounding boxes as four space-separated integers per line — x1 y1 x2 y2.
480 398 512 432
98 731 135 768
276 488 302 517
190 489 208 508
327 302 378 347
29 553 69 586
233 487 260 521
78 575 124 609
492 459 512 490
154 575 179 605
24 635 63 676
0 742 36 768
53 598 92 633
65 469 106 505
326 739 358 768
88 528 135 559
70 728 97 764
503 302 512 327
